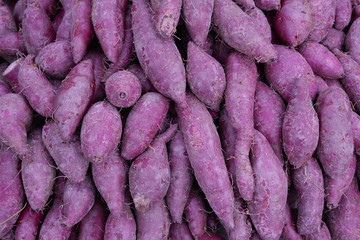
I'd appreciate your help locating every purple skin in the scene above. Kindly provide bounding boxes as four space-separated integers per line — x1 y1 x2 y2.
2 59 22 93
316 87 354 177
92 0 127 62
18 55 56 118
22 2 55 55
326 79 344 89
233 0 255 9
42 121 89 183
254 81 285 164
92 151 127 217
54 59 95 141
254 0 279 10
136 200 171 240
199 233 225 240
0 1 16 36
321 28 345 50
247 7 272 43
293 158 324 235
126 64 155 93
315 75 329 95
129 124 177 213
176 93 235 230
308 0 336 42
186 41 226 112
71 0 94 63
0 93 32 158
281 204 302 240
326 178 360 239
154 0 182 37
105 70 142 108
52 9 64 32
264 45 317 102
274 0 312 47
351 112 360 155
169 223 194 240
0 80 10 97
225 51 256 201
14 205 44 240
0 32 26 58
212 0 276 63
121 92 170 160
104 209 136 240
132 0 186 106
304 222 332 240
213 38 231 65
0 147 24 238
81 101 122 163
13 0 24 25
56 10 72 41
248 130 288 240
166 131 193 223
35 40 74 79
184 189 207 239
22 129 56 211
62 176 96 227
27 0 57 17
325 154 356 209
334 0 351 30
78 199 107 240
182 0 214 46
282 78 319 168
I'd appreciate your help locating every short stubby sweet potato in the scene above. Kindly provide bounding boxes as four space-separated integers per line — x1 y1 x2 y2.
185 189 207 239
154 0 182 37
14 205 43 240
308 0 336 42
104 204 136 240
78 199 107 240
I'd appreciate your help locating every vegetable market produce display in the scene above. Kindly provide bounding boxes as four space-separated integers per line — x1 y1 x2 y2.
1 0 360 239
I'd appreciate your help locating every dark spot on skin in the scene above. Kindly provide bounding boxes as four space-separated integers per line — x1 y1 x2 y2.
119 92 126 99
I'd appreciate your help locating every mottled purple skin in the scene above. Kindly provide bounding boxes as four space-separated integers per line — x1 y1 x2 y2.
129 124 177 213
316 87 354 177
81 101 122 163
0 80 10 97
154 0 182 37
62 176 96 227
282 78 319 168
0 93 32 158
281 204 302 240
132 0 186 106
42 121 89 183
54 59 95 140
56 10 72 41
52 9 64 32
187 41 225 112
292 158 324 235
35 40 74 79
254 0 279 10
92 151 127 217
182 0 214 46
18 55 56 118
136 200 171 240
315 75 329 94
304 222 331 240
176 93 234 229
233 0 255 9
169 223 194 240
213 0 276 63
351 112 360 155
104 207 136 240
27 0 57 17
334 0 351 30
121 92 169 160
254 81 285 164
184 189 207 239
321 28 345 50
225 51 256 201
326 178 360 239
0 0 17 35
0 147 24 238
22 129 56 211
2 59 22 93
264 45 317 102
78 199 107 240
0 32 26 58
71 0 94 63
308 0 336 42
22 2 55 55
126 64 155 93
14 205 43 240
326 78 344 89
247 7 272 43
248 130 287 240
274 0 312 47
166 131 193 223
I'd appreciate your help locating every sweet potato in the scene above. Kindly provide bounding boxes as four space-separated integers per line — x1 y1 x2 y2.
304 222 331 240
78 199 107 240
281 204 302 240
0 0 17 35
316 86 354 177
315 75 329 95
153 0 182 37
56 10 71 41
14 205 43 240
0 79 10 97
27 0 57 17
254 0 279 10
52 9 65 32
334 0 352 30
126 64 155 93
247 7 272 43
308 0 336 42
346 20 360 66
132 0 186 106
13 0 24 25
321 28 345 50
351 112 360 155
121 92 169 160
0 32 26 58
213 38 231 65
104 203 136 240
176 93 234 229
326 78 344 89
169 223 194 240
2 58 22 93
233 0 255 9
184 189 207 239
213 0 276 63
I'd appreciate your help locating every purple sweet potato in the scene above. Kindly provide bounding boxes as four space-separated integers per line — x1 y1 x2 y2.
2 58 22 93
52 9 65 32
14 205 43 240
42 121 89 183
248 130 287 240
18 55 56 117
176 93 234 229
186 41 226 112
351 112 360 155
154 0 182 37
0 79 10 97
104 203 136 240
0 32 26 58
304 222 331 240
22 2 55 55
169 223 194 240
247 7 272 43
233 0 255 9
92 151 127 217
121 92 169 160
132 0 186 106
264 44 317 102
281 204 302 240
184 189 207 239
254 0 279 10
316 86 354 177
0 0 17 35
136 200 171 240
56 10 72 41
321 28 345 50
282 78 319 168
126 64 155 93
334 0 352 30
81 101 122 163
325 78 344 89
213 38 231 65
315 75 329 94
274 0 312 47
54 59 95 140
27 0 57 17
308 0 336 42
225 51 256 201
129 124 177 213
13 0 24 25
78 199 107 240
213 0 276 63
35 40 74 79
62 176 96 227
0 147 24 238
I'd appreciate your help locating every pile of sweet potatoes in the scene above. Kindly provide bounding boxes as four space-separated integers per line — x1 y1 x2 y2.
1 0 360 239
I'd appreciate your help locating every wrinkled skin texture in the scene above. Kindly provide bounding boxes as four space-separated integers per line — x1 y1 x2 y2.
304 222 331 240
104 205 136 240
169 223 194 240
78 199 107 240
184 189 207 238
321 28 345 50
334 0 352 30
14 205 43 240
308 0 336 42
154 0 182 37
